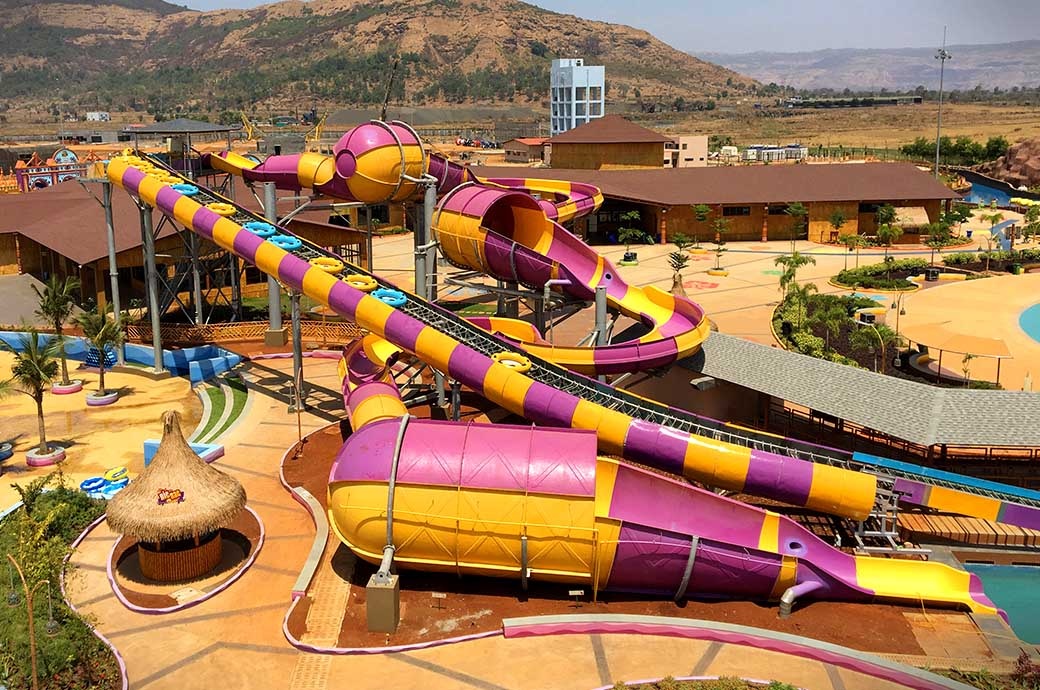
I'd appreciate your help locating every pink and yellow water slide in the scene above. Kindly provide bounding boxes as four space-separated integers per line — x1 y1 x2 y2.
100 120 1015 615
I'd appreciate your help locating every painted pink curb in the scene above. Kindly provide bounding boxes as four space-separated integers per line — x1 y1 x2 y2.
503 617 975 690
105 505 265 615
51 380 84 394
86 391 120 406
26 447 66 466
62 513 130 690
591 676 805 690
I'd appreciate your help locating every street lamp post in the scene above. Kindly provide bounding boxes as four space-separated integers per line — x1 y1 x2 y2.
890 294 907 366
857 318 886 373
934 27 952 179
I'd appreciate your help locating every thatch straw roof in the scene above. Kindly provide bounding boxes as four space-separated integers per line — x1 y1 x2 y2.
106 410 246 542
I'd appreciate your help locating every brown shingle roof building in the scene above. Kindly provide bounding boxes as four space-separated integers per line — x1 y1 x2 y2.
546 115 673 170
476 162 960 244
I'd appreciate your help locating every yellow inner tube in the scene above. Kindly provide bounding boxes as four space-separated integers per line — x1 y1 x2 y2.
492 352 532 372
310 257 345 274
104 466 129 482
344 274 378 292
207 202 237 216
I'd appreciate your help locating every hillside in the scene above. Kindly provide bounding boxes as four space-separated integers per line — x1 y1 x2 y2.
0 0 755 115
698 41 1040 91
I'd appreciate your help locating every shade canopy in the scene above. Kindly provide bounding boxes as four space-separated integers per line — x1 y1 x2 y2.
901 321 1013 358
106 410 246 542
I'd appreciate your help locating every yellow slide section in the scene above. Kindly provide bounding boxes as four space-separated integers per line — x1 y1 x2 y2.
854 555 999 615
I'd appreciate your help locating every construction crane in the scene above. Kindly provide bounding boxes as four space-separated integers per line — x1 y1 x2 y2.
379 55 400 122
240 112 261 141
305 112 328 152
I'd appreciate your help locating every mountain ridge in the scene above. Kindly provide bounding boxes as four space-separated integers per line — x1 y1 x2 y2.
0 0 756 114
697 40 1040 91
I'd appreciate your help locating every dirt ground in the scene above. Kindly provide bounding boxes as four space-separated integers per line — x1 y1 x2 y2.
285 420 932 656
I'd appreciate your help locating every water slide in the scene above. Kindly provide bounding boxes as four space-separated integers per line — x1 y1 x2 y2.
203 121 1040 535
331 336 1000 614
107 152 1021 617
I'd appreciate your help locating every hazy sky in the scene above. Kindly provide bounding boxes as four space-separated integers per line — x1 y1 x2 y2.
177 0 1040 54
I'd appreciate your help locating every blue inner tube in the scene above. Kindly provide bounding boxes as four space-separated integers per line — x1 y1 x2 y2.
171 183 199 196
80 477 106 492
372 288 407 307
244 221 277 238
269 234 303 251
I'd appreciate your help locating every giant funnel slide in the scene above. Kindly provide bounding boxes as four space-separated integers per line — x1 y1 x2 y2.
108 153 1007 617
328 337 1002 614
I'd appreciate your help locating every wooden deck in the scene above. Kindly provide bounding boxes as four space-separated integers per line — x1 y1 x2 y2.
900 511 1040 547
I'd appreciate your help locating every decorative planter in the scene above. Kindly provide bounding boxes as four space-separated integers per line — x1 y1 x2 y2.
86 391 119 407
707 268 730 277
0 442 12 466
51 380 84 395
26 445 66 467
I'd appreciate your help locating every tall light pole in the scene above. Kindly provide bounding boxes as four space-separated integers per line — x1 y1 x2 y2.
934 27 952 178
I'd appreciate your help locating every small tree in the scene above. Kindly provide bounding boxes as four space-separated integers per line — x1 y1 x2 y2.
76 307 125 397
850 323 897 373
0 329 60 454
667 250 690 295
711 217 729 270
828 209 847 243
961 353 976 388
876 220 903 275
924 222 950 265
1022 205 1040 243
786 281 818 329
838 233 865 270
32 275 80 386
691 204 712 246
784 202 808 251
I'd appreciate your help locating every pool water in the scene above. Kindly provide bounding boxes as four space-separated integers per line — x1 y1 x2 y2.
964 563 1040 643
965 180 1012 207
1021 303 1040 344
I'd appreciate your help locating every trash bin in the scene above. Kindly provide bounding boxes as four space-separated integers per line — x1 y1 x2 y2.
925 267 940 281
1011 263 1023 275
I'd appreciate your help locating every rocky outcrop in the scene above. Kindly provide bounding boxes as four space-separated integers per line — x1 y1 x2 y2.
977 138 1040 190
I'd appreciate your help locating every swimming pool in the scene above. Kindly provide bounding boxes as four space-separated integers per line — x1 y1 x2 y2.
964 180 1011 207
1021 303 1040 344
964 563 1040 643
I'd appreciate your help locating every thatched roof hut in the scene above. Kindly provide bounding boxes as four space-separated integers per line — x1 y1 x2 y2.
107 410 246 543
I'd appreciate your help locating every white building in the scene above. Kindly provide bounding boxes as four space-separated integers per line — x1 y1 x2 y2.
85 112 111 122
549 58 605 136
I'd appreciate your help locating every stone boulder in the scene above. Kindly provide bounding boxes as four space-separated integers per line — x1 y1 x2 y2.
977 138 1040 189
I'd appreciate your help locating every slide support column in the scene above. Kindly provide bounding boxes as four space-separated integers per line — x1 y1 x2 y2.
263 182 288 346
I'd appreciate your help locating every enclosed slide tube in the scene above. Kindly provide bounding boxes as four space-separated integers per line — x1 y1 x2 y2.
206 121 710 376
329 338 1003 617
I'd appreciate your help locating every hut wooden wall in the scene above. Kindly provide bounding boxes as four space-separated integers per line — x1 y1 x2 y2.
551 142 663 170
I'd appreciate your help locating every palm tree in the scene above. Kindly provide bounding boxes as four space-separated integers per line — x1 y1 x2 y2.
32 275 80 386
76 308 125 397
774 251 816 300
0 330 60 454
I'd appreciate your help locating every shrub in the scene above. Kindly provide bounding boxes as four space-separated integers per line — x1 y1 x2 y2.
835 258 928 289
791 330 825 357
